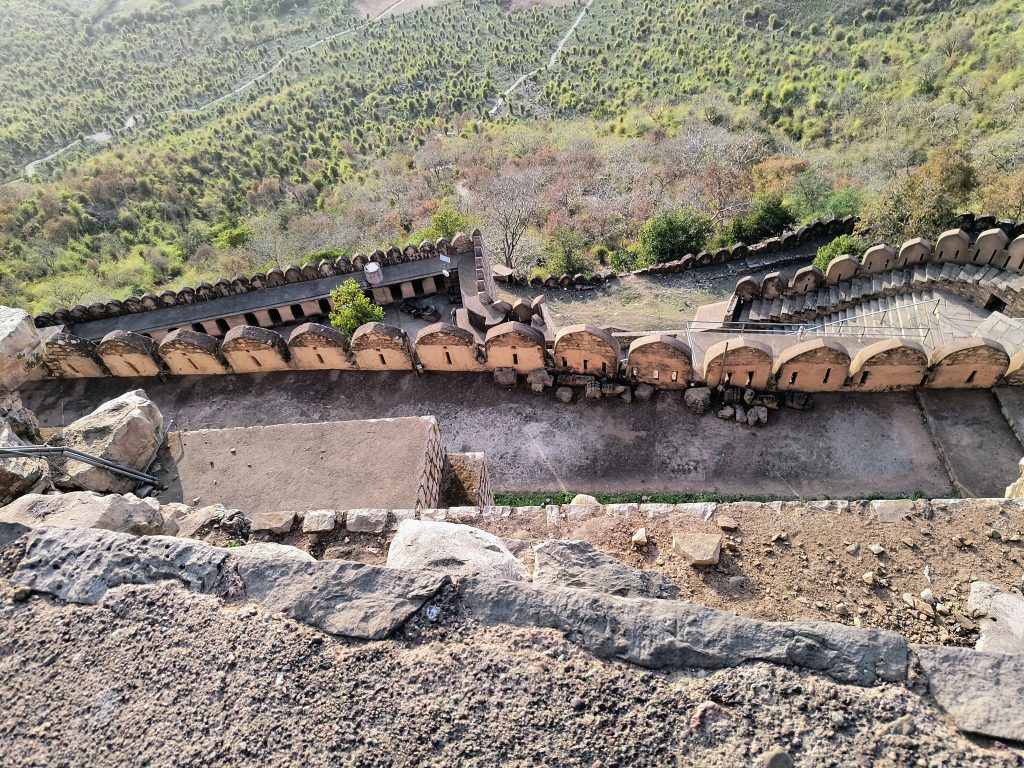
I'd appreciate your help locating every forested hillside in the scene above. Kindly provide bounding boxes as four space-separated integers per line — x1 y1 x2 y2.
1 0 1022 312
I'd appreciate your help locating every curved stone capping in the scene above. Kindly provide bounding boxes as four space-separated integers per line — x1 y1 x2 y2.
415 322 476 346
506 216 859 290
32 232 479 330
222 324 289 354
288 322 349 350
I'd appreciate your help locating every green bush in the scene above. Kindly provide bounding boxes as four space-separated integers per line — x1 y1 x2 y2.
543 228 596 276
637 209 712 264
716 194 795 246
328 278 384 337
812 234 867 272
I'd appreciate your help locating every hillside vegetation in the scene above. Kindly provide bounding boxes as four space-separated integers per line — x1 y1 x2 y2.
0 0 1022 313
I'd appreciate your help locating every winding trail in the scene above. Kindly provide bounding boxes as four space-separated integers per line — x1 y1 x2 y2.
14 0 414 181
488 0 596 116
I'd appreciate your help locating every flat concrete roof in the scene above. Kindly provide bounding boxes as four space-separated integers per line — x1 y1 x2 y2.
155 417 438 514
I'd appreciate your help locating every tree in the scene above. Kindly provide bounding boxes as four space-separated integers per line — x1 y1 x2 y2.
813 234 868 272
479 170 542 273
716 194 795 246
429 200 470 240
637 209 713 264
859 147 977 243
328 278 383 337
542 228 595 276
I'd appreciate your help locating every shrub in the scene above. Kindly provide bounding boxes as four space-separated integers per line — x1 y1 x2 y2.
637 209 712 264
429 201 471 241
328 278 384 337
812 234 867 272
716 194 796 247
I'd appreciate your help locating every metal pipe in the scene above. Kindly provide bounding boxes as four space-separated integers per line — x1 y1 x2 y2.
0 446 157 484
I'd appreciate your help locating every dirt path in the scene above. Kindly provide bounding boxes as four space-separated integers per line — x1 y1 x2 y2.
489 0 597 116
0 580 1017 767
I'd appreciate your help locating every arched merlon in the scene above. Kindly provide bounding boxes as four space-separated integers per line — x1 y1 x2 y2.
553 324 621 376
288 323 353 370
848 338 929 391
42 332 107 378
97 331 162 377
626 335 692 389
773 338 851 392
926 337 1010 389
415 322 485 372
222 325 290 373
158 329 227 375
702 337 773 390
484 322 547 373
350 322 414 371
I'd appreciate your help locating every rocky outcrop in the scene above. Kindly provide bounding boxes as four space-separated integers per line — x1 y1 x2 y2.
915 645 1024 742
236 557 446 640
387 519 529 581
532 540 678 599
458 577 908 686
0 307 43 390
1007 458 1024 499
0 491 166 535
48 389 163 493
0 419 51 505
175 504 246 540
0 391 41 443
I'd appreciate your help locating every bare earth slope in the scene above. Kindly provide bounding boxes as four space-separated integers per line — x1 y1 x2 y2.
0 580 1018 768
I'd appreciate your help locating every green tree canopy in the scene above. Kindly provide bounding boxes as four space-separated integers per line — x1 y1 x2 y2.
812 234 868 272
637 209 713 264
328 278 384 337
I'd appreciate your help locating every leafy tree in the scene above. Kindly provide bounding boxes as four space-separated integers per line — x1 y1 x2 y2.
328 278 383 337
429 201 470 240
637 209 713 264
812 234 868 272
716 194 795 246
543 227 595 276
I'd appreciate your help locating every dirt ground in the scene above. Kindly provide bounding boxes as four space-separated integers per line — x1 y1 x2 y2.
0 579 1019 767
21 374 979 498
258 498 1024 648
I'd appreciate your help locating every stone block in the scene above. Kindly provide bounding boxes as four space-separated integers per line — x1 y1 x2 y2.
968 581 1024 654
546 505 561 526
605 503 638 517
672 531 723 566
871 499 915 523
302 509 337 534
641 503 675 519
418 508 447 522
250 510 295 534
447 506 482 522
390 508 417 530
675 502 717 520
555 387 574 403
346 508 388 533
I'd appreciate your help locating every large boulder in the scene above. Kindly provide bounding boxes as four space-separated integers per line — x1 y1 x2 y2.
0 491 166 535
1007 458 1024 500
0 390 41 443
49 389 163 493
386 519 529 581
532 540 678 599
0 419 51 505
0 307 44 391
683 386 711 415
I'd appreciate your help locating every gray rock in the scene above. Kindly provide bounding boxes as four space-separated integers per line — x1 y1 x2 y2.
968 581 1024 654
387 519 529 581
176 504 245 539
717 405 735 420
0 491 165 535
734 403 747 423
458 577 908 685
525 369 553 389
0 520 29 547
302 509 336 533
236 556 447 640
346 508 388 534
555 387 574 403
248 510 296 534
743 388 756 407
871 499 915 523
758 747 793 768
0 390 41 443
49 389 163 493
557 374 594 387
634 383 655 401
569 494 599 506
915 644 1024 741
0 419 51 505
620 388 633 404
493 367 517 387
0 307 44 390
749 405 768 426
13 526 231 604
231 542 315 563
672 531 722 566
532 540 678 599
683 386 711 415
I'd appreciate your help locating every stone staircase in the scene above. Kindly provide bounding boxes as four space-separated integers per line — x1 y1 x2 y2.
737 261 1024 326
973 312 1024 354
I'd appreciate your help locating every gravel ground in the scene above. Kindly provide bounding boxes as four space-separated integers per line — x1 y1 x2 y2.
0 579 1020 767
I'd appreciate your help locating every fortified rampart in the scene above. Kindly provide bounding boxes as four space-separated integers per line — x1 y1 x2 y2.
15 219 1024 395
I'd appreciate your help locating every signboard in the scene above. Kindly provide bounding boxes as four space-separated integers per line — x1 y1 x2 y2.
439 255 451 264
